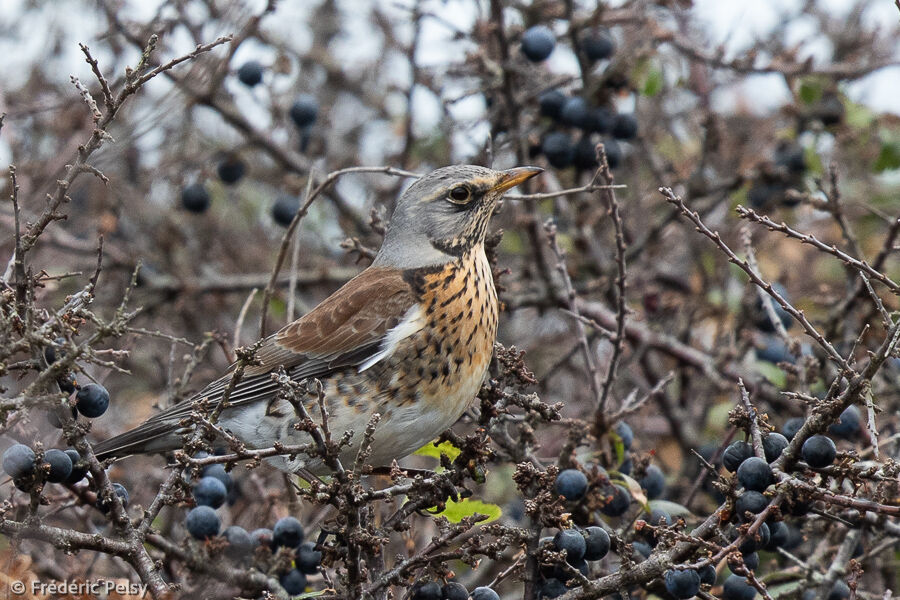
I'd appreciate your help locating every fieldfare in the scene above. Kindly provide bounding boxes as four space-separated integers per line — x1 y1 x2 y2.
94 164 542 473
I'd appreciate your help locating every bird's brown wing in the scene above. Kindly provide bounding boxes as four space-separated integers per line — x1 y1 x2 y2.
93 266 419 458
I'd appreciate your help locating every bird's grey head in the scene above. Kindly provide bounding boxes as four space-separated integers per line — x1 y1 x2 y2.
373 164 542 270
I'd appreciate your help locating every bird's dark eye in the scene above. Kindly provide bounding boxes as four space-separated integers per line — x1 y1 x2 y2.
448 185 472 204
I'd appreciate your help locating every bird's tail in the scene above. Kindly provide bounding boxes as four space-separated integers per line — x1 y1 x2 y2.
92 419 183 461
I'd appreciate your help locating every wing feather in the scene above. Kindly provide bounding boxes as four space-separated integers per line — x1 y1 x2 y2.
94 266 420 458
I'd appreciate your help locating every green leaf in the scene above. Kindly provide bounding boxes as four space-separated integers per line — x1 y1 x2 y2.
845 100 876 129
642 67 663 97
798 78 823 105
705 402 734 435
874 139 900 173
766 580 804 598
611 434 626 464
648 499 693 518
804 144 823 176
755 360 787 387
428 498 502 523
414 440 461 462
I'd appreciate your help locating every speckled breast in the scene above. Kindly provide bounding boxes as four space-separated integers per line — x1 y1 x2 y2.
368 244 498 414
256 245 499 471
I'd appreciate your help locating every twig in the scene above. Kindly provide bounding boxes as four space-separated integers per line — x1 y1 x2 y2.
545 220 602 413
287 172 316 322
258 166 419 337
737 205 900 295
233 287 258 352
596 147 628 420
661 188 849 370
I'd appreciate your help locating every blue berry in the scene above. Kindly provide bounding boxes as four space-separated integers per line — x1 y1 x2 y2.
722 574 757 600
737 457 773 492
735 491 769 521
765 521 788 550
538 90 566 120
98 482 129 512
192 476 227 508
774 141 807 174
738 522 770 554
782 417 804 440
802 434 836 468
542 132 574 168
540 578 567 598
58 372 77 395
829 405 861 439
411 582 442 600
237 60 264 87
438 582 467 600
664 568 701 599
272 195 299 227
471 587 500 600
43 449 73 483
642 508 672 547
748 181 787 209
763 433 788 462
441 582 468 600
279 568 307 595
297 541 322 574
75 383 110 418
582 29 615 61
639 464 666 499
250 528 273 548
223 525 254 558
520 26 555 62
181 182 210 213
2 444 36 479
289 94 319 128
555 469 588 501
43 337 66 364
755 336 795 364
743 551 759 570
273 516 304 548
553 529 586 563
611 113 638 140
723 441 753 473
217 155 246 185
583 526 610 561
64 449 88 484
560 97 589 128
600 484 631 517
201 463 234 492
699 563 717 585
185 505 220 539
614 421 634 449
573 136 599 170
632 540 652 559
828 581 851 600
585 107 614 134
647 508 673 527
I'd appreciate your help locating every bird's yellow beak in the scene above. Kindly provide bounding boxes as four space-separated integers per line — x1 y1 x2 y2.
491 166 543 193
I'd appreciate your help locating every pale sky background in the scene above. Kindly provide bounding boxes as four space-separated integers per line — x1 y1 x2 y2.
0 0 898 168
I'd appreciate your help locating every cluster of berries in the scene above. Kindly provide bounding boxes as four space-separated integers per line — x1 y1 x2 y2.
180 60 316 225
183 457 321 596
518 25 636 173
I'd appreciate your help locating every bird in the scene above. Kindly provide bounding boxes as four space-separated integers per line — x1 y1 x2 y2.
93 164 542 474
